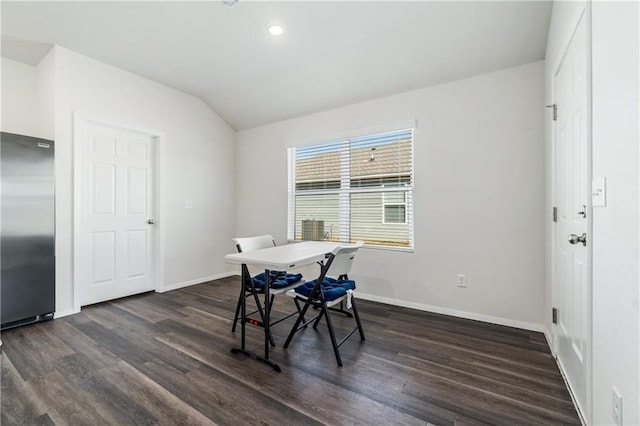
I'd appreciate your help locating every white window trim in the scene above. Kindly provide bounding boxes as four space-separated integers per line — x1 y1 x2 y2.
285 119 417 150
288 128 415 250
287 148 296 241
338 139 351 243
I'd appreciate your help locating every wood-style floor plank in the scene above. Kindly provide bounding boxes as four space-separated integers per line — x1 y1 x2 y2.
0 355 47 425
1 277 580 425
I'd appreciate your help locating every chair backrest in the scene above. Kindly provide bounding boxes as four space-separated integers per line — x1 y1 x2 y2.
233 234 276 253
326 241 363 277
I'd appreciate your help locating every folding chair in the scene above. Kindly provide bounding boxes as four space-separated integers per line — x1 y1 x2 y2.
231 235 304 346
284 242 365 366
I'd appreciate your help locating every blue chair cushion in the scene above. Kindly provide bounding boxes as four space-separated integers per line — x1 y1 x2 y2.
252 271 303 289
294 277 356 302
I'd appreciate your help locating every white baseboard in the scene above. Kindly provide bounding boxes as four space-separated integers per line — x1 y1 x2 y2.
54 308 77 319
544 327 555 354
52 273 235 318
170 274 545 332
159 271 236 293
544 326 587 425
356 292 545 332
554 352 587 425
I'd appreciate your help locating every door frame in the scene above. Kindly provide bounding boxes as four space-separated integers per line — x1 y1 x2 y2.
72 113 165 312
549 5 592 424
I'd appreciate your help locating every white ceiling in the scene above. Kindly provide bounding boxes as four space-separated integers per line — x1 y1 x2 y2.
1 1 552 130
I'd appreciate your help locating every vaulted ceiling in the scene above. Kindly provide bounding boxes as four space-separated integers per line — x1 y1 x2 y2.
2 1 552 130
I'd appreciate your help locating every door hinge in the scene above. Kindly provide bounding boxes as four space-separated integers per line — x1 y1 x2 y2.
552 307 558 324
552 206 558 223
546 104 557 121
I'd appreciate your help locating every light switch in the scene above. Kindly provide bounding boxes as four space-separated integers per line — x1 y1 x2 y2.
592 177 606 207
184 200 193 209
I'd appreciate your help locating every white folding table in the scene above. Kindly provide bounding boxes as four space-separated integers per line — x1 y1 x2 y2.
224 241 349 372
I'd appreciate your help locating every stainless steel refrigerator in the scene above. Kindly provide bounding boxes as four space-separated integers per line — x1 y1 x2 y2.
1 132 55 329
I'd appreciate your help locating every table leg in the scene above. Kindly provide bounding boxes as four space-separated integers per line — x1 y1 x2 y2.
241 266 246 349
230 266 281 372
264 269 271 360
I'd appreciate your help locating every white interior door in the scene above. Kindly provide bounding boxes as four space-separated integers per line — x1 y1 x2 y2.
552 13 590 421
80 121 156 306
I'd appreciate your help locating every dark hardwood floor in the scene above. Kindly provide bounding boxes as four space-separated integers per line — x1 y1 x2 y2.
1 276 580 425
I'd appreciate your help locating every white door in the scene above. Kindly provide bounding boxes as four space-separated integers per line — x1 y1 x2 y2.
552 13 590 420
80 121 156 306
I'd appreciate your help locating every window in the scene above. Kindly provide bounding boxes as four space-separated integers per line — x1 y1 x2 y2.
287 128 414 249
383 191 407 224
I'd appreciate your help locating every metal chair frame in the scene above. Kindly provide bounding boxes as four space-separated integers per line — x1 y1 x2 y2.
231 235 305 347
284 243 365 366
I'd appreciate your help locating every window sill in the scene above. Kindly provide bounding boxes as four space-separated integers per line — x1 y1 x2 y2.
287 240 414 253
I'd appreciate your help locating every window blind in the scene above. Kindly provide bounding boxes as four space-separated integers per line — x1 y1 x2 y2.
288 129 414 249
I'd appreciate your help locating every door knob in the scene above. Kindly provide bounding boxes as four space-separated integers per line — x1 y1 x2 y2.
147 219 156 225
568 233 587 246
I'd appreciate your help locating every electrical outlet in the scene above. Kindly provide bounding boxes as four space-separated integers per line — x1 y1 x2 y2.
612 388 622 426
184 200 193 209
457 274 466 288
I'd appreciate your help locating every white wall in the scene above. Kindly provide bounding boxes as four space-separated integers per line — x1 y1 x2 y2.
1 57 40 137
1 47 236 317
47 46 236 315
236 61 545 330
36 50 55 140
545 2 640 424
591 2 639 424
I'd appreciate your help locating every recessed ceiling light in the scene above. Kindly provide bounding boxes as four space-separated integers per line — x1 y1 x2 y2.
267 24 284 36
